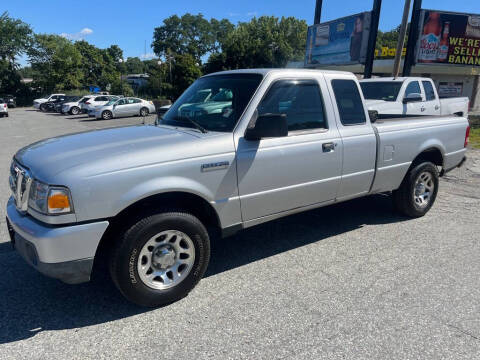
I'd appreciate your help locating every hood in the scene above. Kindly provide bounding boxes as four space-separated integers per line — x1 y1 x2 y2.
15 125 202 182
63 101 79 106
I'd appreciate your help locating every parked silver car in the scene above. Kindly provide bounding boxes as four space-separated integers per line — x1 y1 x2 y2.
94 97 156 120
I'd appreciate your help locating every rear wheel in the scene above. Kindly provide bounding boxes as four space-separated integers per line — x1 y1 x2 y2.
393 162 439 217
140 107 149 117
70 106 80 115
102 110 113 120
109 211 210 307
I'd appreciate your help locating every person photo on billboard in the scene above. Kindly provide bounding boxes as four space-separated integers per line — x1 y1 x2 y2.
350 14 364 62
418 11 442 63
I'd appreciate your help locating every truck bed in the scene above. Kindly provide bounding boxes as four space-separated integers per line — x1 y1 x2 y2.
370 114 468 194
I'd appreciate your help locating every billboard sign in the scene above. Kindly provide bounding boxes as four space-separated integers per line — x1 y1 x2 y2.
305 12 371 66
417 10 480 66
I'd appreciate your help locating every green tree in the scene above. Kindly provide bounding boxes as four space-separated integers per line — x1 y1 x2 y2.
0 12 33 94
28 34 83 91
125 57 145 74
152 13 233 62
0 12 33 64
169 53 202 99
205 16 307 71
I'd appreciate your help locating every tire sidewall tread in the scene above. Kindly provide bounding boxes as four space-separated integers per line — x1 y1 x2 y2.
109 211 210 307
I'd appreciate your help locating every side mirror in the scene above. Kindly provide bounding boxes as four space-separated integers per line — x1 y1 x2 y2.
368 110 378 123
244 113 288 141
403 93 422 104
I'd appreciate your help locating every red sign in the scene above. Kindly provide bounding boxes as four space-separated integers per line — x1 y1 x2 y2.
417 10 480 66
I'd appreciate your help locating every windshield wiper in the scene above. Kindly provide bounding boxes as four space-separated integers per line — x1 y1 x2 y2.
172 116 208 134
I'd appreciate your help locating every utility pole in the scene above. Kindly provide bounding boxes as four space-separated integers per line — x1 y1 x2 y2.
392 0 412 77
314 0 323 24
364 0 382 78
402 0 422 76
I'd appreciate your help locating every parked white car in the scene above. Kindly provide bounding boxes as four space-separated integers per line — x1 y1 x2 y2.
61 95 94 115
0 97 8 117
81 95 119 113
94 97 156 120
360 77 469 117
33 94 66 110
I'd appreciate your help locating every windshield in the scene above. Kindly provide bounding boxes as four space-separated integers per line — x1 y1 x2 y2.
105 99 118 106
360 81 404 102
160 74 263 132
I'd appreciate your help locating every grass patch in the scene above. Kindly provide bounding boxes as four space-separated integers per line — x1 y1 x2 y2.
470 127 480 149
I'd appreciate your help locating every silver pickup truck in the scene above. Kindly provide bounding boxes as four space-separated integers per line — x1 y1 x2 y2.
6 69 469 307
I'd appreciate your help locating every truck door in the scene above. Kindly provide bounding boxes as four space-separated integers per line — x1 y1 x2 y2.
402 80 426 115
327 77 377 200
236 76 342 222
421 80 441 115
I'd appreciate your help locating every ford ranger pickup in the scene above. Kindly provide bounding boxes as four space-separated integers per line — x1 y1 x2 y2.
6 69 469 307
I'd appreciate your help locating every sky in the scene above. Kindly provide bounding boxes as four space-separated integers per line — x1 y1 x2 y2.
3 0 480 65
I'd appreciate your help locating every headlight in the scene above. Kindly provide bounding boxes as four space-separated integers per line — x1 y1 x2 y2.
29 180 73 215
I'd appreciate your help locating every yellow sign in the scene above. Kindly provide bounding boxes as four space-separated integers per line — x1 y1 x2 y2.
375 46 407 58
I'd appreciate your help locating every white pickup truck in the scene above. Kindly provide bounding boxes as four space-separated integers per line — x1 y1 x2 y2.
360 77 469 117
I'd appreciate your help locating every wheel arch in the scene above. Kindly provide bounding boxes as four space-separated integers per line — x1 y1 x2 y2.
93 190 221 268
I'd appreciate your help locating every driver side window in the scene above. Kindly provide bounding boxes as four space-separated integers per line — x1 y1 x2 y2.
257 79 327 132
405 81 421 97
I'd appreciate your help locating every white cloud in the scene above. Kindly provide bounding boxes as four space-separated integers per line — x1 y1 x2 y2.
60 28 94 40
246 11 258 17
139 52 156 60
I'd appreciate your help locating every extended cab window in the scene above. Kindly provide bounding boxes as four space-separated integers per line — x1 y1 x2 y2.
422 81 436 101
258 80 327 132
405 81 421 97
331 79 366 125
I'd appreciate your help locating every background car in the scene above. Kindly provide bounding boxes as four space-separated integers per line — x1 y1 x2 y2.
33 94 65 110
2 95 16 108
40 95 70 112
0 98 9 117
61 95 93 115
81 95 119 114
54 96 81 113
94 97 155 120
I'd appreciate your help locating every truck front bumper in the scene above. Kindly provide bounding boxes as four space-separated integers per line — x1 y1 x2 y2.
6 197 109 284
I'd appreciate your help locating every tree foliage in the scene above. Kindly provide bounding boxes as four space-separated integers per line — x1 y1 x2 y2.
0 11 33 63
205 16 307 72
27 34 83 91
152 13 233 61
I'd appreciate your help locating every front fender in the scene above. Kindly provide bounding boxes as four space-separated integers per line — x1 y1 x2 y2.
112 176 215 216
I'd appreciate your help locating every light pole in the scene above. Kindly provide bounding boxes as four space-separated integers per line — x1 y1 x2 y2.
392 0 412 77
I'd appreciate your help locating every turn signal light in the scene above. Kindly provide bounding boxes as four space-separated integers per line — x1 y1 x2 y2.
48 192 71 213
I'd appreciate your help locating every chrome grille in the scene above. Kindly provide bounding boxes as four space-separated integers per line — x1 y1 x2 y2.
9 161 32 212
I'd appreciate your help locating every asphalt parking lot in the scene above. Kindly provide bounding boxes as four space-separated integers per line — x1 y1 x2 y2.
0 107 479 359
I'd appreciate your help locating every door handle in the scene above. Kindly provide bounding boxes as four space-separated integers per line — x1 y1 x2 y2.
435 105 439 110
322 142 335 152
421 106 426 112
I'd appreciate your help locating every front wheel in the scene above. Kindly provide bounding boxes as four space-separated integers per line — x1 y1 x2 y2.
109 211 210 307
393 162 439 217
102 110 113 120
140 107 149 117
70 106 80 115
39 104 46 112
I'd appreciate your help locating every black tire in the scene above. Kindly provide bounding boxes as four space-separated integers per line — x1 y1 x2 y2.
109 211 210 307
102 110 112 120
70 106 80 115
39 104 46 112
393 162 439 217
140 107 149 117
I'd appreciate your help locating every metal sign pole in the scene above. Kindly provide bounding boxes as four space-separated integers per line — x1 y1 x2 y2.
402 0 422 76
314 0 323 24
392 0 412 77
364 0 382 78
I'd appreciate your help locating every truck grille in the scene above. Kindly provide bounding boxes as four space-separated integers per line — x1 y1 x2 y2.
9 161 32 212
